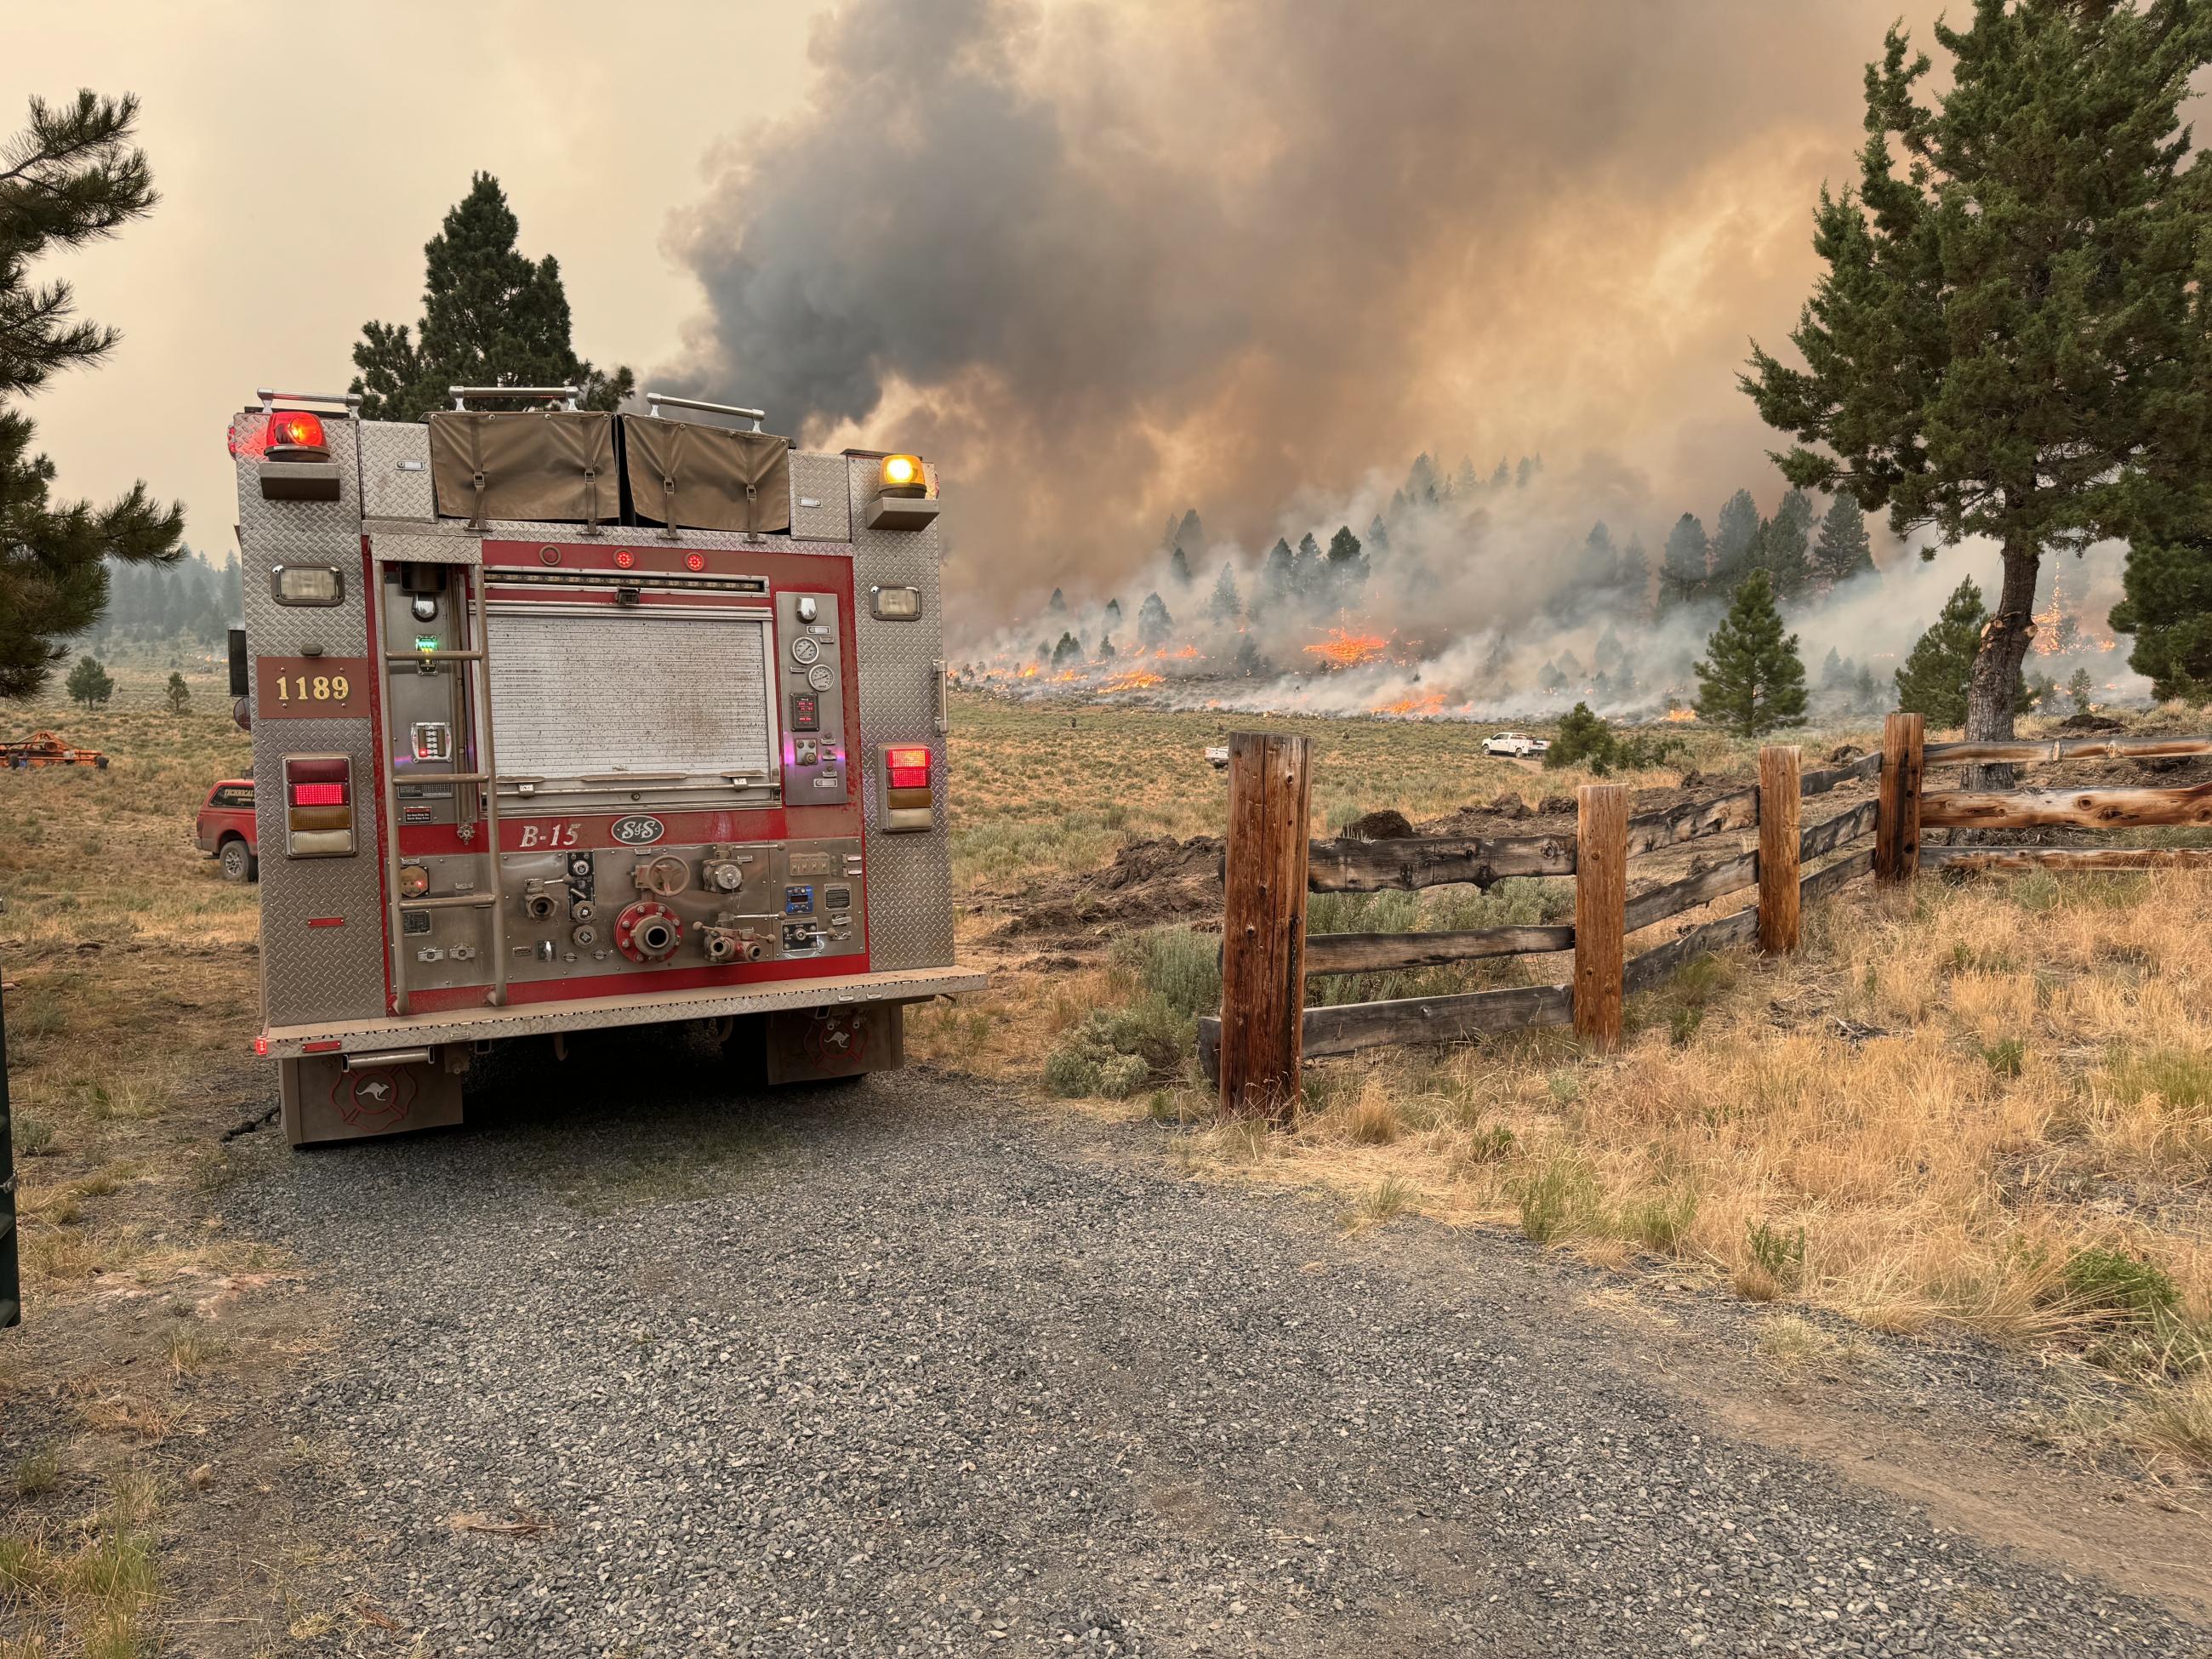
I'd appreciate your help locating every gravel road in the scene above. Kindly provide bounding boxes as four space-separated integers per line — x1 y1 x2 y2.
239 1047 2210 1658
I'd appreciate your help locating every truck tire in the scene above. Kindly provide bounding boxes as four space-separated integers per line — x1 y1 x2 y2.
219 838 258 883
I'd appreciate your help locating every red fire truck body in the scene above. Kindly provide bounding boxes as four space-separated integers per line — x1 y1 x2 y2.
231 387 982 1145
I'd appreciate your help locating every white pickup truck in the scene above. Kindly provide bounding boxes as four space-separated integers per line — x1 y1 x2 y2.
1482 732 1550 758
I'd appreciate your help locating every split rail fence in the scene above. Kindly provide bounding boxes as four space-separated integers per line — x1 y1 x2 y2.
1199 715 2212 1118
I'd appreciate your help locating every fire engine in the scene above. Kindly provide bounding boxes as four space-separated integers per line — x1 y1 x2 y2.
229 385 983 1145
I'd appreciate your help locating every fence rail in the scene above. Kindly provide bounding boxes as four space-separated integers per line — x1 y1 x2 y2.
1202 715 2212 1116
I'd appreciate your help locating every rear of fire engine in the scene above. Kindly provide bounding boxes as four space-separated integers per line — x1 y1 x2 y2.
230 386 983 1146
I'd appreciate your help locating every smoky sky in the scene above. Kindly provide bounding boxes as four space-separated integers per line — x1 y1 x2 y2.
669 0 1916 627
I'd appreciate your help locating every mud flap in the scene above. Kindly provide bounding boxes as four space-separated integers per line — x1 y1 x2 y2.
280 1052 465 1147
763 1002 904 1084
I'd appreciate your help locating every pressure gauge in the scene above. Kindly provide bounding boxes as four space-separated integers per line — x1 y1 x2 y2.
790 636 821 665
807 662 835 693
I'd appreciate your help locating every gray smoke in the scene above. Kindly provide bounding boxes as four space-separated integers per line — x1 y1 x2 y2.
665 0 1927 629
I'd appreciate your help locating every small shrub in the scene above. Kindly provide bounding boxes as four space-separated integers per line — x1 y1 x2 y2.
14 1115 56 1157
1623 1186 1699 1255
1747 1219 1807 1291
1516 1154 1598 1244
2129 1373 2212 1469
1669 1006 1704 1046
1111 926 1221 1021
1982 1039 2026 1080
2107 1047 2212 1115
1356 1176 1415 1224
1042 997 1187 1099
14 1446 60 1497
1460 1123 1516 1165
2062 1246 2178 1322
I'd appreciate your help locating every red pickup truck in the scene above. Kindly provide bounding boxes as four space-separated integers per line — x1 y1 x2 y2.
194 779 258 882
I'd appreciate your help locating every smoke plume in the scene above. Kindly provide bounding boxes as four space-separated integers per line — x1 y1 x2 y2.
667 0 1933 634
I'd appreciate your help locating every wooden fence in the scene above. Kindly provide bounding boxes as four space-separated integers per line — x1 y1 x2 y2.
1199 715 2212 1118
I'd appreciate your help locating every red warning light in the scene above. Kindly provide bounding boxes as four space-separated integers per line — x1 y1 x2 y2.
291 782 346 807
886 745 932 790
686 553 705 572
269 411 327 451
614 550 636 570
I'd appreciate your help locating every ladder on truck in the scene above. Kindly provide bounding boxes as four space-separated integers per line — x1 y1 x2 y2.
368 385 581 1015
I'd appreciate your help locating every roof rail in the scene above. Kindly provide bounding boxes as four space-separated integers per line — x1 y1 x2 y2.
448 385 581 411
257 390 364 414
645 391 766 432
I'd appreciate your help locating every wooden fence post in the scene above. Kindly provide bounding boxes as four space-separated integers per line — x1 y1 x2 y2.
1573 783 1628 1052
1219 732 1312 1120
1875 711 1925 885
1757 744 1801 953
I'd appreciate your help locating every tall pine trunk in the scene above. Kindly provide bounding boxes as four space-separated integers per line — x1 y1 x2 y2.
1962 538 2040 791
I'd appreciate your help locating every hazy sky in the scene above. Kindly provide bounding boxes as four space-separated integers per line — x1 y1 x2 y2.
15 1 1947 619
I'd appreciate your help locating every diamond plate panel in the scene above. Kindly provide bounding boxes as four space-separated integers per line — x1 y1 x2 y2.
359 421 435 520
790 452 852 541
237 430 392 1028
849 459 955 970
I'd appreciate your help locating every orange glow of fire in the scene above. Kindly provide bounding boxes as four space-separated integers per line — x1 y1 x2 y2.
1304 628 1391 669
1153 644 1201 660
1017 664 1040 679
1663 707 1698 723
1372 689 1448 716
1097 669 1166 693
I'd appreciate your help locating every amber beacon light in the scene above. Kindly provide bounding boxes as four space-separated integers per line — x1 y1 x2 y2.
879 453 926 497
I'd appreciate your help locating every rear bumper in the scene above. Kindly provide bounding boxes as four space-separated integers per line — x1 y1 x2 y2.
257 964 987 1059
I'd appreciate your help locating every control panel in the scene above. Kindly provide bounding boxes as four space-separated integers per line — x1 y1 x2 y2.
778 590 847 805
393 837 864 990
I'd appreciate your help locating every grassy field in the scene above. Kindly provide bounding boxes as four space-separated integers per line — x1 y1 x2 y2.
0 668 317 1657
922 689 2212 1479
3 672 2208 1652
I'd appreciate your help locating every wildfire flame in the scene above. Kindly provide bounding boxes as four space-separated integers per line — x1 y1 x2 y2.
1663 707 1698 723
1097 669 1166 693
1304 628 1391 669
1373 689 1449 716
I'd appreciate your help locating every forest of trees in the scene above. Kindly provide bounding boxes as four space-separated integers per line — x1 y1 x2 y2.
81 546 242 654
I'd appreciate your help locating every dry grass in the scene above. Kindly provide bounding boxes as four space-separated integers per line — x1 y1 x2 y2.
947 694 2212 1468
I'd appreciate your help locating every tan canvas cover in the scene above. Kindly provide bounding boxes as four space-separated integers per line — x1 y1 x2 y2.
620 415 793 534
427 411 619 527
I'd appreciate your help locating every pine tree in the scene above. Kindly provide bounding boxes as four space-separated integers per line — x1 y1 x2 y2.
1853 663 1882 712
1137 590 1174 647
1812 494 1876 587
351 174 634 420
1168 544 1192 588
1537 658 1566 693
1051 631 1080 668
1365 514 1390 561
1103 597 1122 626
1405 453 1439 505
1616 535 1650 610
1452 456 1479 498
1759 489 1816 599
1206 562 1240 623
1047 587 1067 614
0 93 185 699
1324 524 1366 606
1894 577 2037 727
1175 508 1204 556
1745 3 2212 755
1692 571 1808 737
2109 527 2212 700
1515 455 1540 488
1258 537 1295 613
2068 666 2095 714
1491 458 1511 488
1292 532 1325 607
1097 634 1115 661
163 670 189 713
1579 522 1618 593
1546 703 1618 772
1657 513 1709 610
1709 490 1761 594
65 653 111 707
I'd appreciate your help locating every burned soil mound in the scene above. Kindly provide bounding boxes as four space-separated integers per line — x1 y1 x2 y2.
983 835 1226 950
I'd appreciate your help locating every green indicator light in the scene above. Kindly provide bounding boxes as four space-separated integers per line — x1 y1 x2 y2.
414 636 439 653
